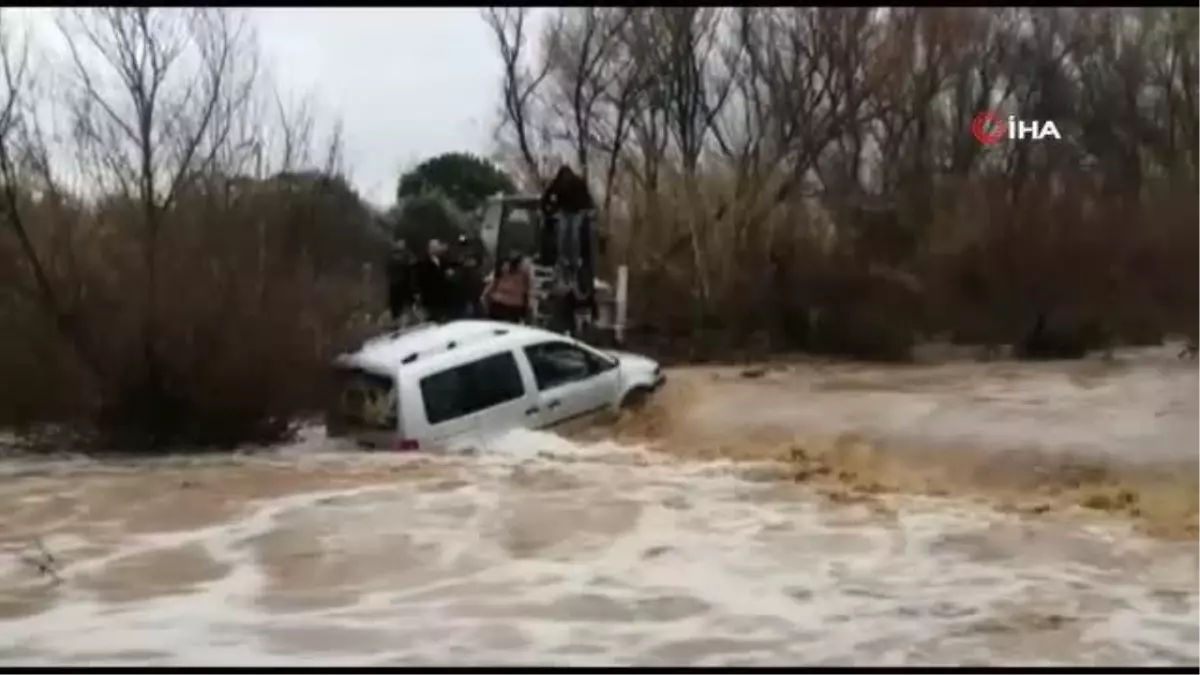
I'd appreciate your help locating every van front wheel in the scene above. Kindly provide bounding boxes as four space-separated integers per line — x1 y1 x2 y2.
619 387 652 411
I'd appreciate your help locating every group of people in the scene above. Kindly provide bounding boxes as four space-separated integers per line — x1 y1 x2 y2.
384 165 598 332
385 237 532 327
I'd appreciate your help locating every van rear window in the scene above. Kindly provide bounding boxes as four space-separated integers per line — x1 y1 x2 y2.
331 367 397 431
420 351 525 425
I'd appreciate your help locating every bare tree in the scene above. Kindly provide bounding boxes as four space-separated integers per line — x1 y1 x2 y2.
483 7 552 189
540 7 652 232
712 8 880 239
55 8 258 373
542 8 626 184
592 16 651 226
0 10 101 374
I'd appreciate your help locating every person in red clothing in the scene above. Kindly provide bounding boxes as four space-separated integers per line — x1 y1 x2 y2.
483 254 530 324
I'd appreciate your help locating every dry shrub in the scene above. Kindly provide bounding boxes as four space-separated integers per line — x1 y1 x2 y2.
0 8 394 451
0 179 384 451
612 168 923 362
611 165 1195 363
488 7 1198 364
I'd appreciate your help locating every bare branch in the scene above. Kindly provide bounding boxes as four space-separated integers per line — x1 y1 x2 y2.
483 7 553 188
0 10 100 373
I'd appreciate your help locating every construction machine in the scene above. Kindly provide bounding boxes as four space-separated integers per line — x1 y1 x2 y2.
475 190 628 346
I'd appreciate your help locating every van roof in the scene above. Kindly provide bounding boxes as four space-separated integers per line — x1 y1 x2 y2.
338 320 561 374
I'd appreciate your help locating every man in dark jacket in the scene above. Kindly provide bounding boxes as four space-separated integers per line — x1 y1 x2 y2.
415 238 455 323
385 240 415 325
542 165 596 268
447 234 484 319
456 250 485 319
542 165 595 213
538 165 595 267
540 165 598 328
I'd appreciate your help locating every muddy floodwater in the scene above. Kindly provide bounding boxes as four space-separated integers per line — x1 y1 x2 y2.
1 346 1196 666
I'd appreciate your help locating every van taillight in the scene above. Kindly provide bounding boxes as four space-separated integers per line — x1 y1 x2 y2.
395 438 420 451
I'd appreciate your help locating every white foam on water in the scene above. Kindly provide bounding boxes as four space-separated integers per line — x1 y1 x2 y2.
443 426 653 462
0 426 1195 667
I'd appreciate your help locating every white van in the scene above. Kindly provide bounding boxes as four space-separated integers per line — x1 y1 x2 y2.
325 320 665 451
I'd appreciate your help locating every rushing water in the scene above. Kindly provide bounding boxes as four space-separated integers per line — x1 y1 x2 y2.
1 347 1196 666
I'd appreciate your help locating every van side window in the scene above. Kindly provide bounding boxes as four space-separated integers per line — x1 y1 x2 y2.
523 341 607 391
420 351 526 425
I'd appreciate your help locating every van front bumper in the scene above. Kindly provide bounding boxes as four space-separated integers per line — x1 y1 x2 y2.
651 370 666 390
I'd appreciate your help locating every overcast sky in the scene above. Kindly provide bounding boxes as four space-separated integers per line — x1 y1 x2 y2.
7 7 519 208
252 8 503 207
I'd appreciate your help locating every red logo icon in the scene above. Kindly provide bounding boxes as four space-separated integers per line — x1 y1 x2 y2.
971 111 1007 145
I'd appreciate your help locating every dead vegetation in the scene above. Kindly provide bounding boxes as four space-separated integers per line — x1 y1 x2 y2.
486 7 1198 363
0 8 386 450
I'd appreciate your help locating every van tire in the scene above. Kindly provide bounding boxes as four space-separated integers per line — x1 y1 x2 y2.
620 386 652 411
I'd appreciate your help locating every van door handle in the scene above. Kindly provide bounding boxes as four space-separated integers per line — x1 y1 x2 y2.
525 406 539 415
547 400 562 410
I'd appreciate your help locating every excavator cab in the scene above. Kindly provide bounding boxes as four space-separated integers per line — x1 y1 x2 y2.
477 195 540 271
